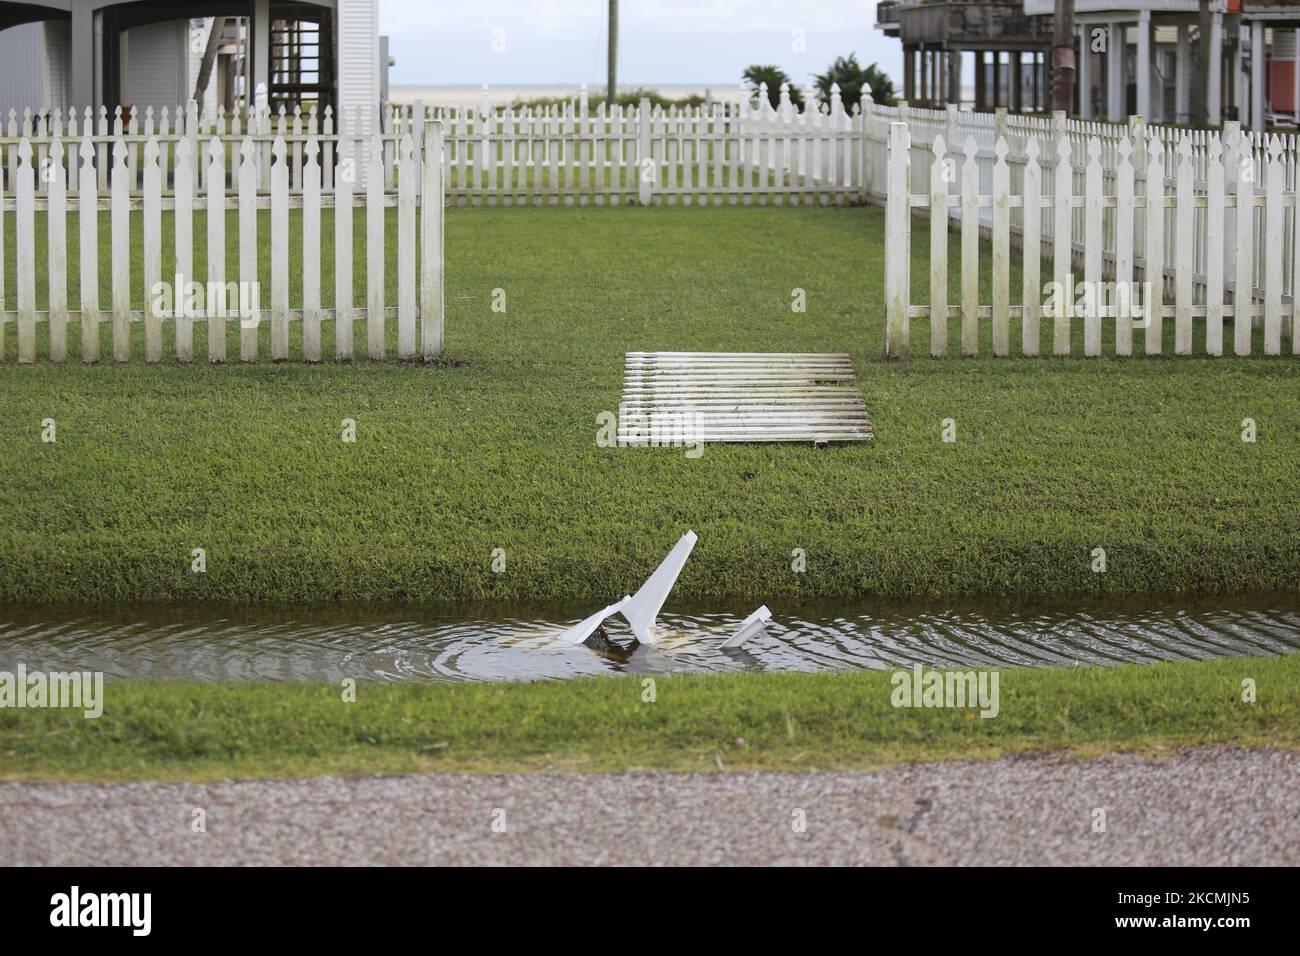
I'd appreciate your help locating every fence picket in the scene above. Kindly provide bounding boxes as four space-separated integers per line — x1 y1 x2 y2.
207 138 227 362
175 138 194 361
143 138 162 362
16 139 35 363
303 136 322 361
1144 141 1164 355
1204 136 1224 357
1174 136 1194 355
929 136 948 357
238 139 258 361
884 122 910 358
1022 139 1042 356
1114 137 1135 356
421 121 445 359
1052 134 1072 355
48 139 68 362
1234 136 1254 356
270 137 289 360
961 137 979 355
78 139 99 363
1083 138 1103 357
111 138 130 361
335 135 355 360
1264 137 1283 355
397 134 416 359
991 138 1010 356
366 133 385 359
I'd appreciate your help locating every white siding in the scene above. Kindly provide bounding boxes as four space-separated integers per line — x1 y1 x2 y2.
0 23 48 114
123 21 185 113
42 22 71 110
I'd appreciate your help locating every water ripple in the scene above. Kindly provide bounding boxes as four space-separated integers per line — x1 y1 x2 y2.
0 594 1296 684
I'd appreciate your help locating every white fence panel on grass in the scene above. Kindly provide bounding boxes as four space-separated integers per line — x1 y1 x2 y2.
883 121 1300 359
0 124 445 365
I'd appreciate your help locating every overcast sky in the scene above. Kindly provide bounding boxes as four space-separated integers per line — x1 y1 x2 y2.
379 1 898 89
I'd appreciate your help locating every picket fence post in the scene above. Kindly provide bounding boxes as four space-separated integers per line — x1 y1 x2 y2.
16 139 35 363
421 120 446 360
143 139 162 363
884 122 910 358
638 96 653 205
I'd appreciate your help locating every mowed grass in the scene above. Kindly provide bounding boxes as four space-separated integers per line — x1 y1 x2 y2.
0 203 1298 604
2 654 1297 781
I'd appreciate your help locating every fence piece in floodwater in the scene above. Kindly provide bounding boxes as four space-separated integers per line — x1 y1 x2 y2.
557 598 630 645
618 530 698 645
720 606 772 649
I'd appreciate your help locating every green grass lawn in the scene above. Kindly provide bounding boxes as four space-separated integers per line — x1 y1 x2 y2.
0 204 1297 603
3 654 1296 781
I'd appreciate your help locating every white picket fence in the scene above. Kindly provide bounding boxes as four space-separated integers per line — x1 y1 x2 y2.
0 123 445 364
865 103 1300 304
389 83 868 206
2 102 416 196
2 86 872 211
883 121 1300 359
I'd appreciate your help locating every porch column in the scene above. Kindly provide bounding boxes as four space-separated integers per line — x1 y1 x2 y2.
1233 28 1244 121
974 50 985 110
950 51 962 104
1108 20 1126 121
1175 24 1190 123
1137 10 1151 119
1252 18 1265 130
71 3 95 108
992 51 1002 107
904 46 915 101
1012 51 1023 111
252 0 270 102
1079 33 1093 118
1208 12 1223 124
1032 51 1041 111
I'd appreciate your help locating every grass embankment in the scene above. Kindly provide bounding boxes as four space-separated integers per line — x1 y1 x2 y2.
0 204 1297 604
2 654 1296 781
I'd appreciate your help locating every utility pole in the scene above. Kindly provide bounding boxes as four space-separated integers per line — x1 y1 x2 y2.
1051 0 1076 114
607 0 618 103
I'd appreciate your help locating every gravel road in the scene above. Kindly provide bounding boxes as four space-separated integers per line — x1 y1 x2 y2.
2 747 1296 866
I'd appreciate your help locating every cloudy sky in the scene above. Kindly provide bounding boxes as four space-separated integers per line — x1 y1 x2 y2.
379 1 897 89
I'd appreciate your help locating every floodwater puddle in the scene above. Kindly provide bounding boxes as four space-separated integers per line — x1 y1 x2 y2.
0 593 1296 683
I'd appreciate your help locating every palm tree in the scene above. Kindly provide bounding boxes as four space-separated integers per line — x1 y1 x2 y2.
742 65 804 108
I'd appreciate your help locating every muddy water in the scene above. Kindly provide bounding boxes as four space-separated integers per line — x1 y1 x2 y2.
0 593 1296 683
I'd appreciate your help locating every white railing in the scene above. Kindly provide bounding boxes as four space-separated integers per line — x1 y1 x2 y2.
0 124 445 365
883 121 1300 359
